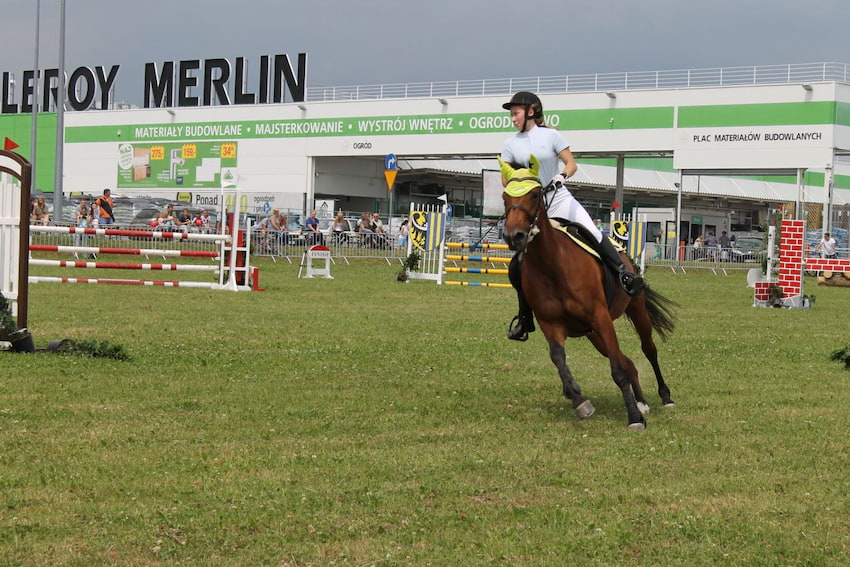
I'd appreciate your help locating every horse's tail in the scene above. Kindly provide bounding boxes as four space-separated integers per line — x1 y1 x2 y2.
641 285 678 341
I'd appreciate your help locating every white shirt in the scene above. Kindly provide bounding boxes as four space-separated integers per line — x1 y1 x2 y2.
821 236 837 256
501 125 601 242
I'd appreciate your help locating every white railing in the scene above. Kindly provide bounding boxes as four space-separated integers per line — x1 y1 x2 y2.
304 62 850 103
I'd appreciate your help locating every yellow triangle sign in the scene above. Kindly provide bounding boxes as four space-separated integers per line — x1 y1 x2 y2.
384 169 397 191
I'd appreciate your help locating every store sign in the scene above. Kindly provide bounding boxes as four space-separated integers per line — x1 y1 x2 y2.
1 53 307 114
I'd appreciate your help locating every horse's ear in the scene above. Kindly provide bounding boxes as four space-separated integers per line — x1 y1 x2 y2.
497 156 516 180
529 154 540 177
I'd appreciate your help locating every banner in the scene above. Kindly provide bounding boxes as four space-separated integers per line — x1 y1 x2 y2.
611 220 646 259
410 210 446 251
117 141 238 189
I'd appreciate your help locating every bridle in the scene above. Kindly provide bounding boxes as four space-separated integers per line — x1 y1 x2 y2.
505 181 556 244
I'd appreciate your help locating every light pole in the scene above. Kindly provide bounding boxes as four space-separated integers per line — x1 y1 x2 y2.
52 0 66 223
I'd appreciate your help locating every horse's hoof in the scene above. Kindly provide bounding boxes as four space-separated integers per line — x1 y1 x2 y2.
663 402 677 409
637 402 650 415
627 422 647 432
575 400 595 419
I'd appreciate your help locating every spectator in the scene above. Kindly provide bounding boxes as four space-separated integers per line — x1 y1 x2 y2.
398 219 409 248
330 210 349 246
161 203 176 228
29 198 38 224
267 209 286 246
305 209 324 245
718 231 731 261
90 201 100 228
357 212 374 247
199 210 213 233
73 198 91 259
693 234 704 259
816 232 837 259
705 232 718 260
192 210 205 232
371 212 385 234
370 212 389 248
32 196 50 225
149 213 165 229
95 188 115 226
176 207 193 232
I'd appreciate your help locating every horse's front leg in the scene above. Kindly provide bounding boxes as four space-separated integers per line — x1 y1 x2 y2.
545 334 594 419
590 315 646 431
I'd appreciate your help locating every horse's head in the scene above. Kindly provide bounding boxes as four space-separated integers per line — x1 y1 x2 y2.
499 155 544 251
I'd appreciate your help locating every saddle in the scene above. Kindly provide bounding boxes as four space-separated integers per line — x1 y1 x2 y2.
549 219 623 306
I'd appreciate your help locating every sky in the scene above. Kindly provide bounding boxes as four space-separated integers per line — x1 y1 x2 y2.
1 0 849 106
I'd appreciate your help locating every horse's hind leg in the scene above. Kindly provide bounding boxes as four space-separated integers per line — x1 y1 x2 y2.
626 303 675 408
546 338 595 419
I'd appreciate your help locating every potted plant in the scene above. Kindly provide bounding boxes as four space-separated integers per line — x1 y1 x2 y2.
397 250 421 282
0 292 35 353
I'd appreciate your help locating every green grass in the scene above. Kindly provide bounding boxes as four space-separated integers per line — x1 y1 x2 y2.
2 260 849 566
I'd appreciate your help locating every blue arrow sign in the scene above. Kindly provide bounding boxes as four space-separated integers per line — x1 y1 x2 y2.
385 153 397 171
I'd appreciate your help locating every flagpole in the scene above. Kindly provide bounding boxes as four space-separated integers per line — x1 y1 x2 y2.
52 0 66 224
30 0 40 193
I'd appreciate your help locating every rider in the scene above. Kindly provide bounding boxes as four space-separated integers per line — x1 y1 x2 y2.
500 91 644 341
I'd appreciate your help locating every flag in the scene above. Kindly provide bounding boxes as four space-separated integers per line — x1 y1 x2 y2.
610 201 621 211
4 137 19 151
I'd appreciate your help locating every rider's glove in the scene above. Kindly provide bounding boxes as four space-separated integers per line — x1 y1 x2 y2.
550 172 568 188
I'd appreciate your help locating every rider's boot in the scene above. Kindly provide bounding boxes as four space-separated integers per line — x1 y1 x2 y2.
507 253 535 341
597 237 644 296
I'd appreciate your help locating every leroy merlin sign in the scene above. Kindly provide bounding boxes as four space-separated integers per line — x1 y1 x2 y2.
116 141 238 189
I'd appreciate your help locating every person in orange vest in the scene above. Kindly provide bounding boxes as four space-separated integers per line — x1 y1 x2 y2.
95 188 115 225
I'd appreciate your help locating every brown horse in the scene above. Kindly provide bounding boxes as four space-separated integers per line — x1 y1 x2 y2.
500 159 676 431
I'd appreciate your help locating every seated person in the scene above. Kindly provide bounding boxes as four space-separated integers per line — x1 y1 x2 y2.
331 210 349 245
369 212 389 248
176 207 193 232
357 212 374 246
161 204 176 228
32 196 50 225
305 209 325 245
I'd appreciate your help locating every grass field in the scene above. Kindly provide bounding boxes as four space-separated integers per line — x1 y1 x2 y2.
2 259 849 566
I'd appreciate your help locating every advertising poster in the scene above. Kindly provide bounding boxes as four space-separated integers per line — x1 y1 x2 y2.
117 141 238 189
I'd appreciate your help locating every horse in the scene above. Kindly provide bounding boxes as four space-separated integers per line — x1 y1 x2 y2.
499 157 676 431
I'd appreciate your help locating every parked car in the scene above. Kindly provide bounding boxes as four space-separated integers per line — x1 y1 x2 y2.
731 236 764 263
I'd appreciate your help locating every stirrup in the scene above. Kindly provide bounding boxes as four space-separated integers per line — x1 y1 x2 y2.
507 315 531 342
620 271 644 296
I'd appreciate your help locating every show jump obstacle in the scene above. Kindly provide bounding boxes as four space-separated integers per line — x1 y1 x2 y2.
0 150 32 328
18 192 261 295
753 219 850 308
25 193 260 292
404 201 511 287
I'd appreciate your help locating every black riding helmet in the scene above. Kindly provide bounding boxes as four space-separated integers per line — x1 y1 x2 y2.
502 91 544 128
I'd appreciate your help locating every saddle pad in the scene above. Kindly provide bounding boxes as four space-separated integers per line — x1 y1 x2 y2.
548 219 624 258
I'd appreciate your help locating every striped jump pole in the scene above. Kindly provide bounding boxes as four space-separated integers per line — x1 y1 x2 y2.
29 259 219 272
30 225 231 243
29 245 219 258
28 277 221 288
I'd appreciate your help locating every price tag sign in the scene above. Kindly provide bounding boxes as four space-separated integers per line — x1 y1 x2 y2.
181 143 197 159
221 142 237 159
150 145 165 160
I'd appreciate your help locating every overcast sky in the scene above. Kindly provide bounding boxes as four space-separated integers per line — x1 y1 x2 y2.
1 0 849 106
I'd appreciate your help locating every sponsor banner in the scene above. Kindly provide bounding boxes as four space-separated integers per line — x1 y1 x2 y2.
116 141 238 189
108 189 286 215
